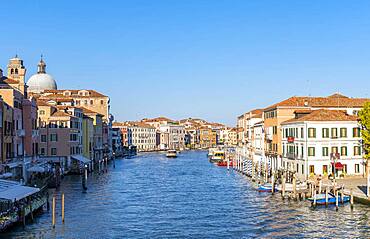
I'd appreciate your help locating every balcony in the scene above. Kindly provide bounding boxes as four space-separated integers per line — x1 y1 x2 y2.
284 153 304 160
285 153 297 160
32 130 39 137
16 129 25 137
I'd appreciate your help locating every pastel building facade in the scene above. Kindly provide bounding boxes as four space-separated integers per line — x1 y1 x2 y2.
281 110 364 180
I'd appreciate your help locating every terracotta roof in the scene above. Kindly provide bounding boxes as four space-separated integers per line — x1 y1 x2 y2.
36 99 52 107
79 107 103 116
50 110 75 118
43 89 107 98
142 116 174 122
129 122 156 129
252 113 262 118
282 109 358 124
264 94 370 111
112 122 129 127
39 94 74 101
294 109 313 114
1 77 19 85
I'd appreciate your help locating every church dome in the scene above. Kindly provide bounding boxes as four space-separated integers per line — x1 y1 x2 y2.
27 57 57 93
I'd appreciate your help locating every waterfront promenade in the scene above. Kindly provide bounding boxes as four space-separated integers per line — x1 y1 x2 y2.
3 151 370 238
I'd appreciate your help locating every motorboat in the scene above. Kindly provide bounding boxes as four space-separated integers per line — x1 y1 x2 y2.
209 151 225 163
257 183 279 192
166 150 177 158
307 193 350 205
216 160 233 167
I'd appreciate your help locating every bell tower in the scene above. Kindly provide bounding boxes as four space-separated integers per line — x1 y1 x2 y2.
7 55 26 82
7 55 27 96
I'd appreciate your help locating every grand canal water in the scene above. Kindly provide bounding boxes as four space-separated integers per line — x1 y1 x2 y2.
3 150 370 238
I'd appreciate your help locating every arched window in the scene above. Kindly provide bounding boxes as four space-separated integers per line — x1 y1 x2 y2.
14 69 18 74
10 69 14 74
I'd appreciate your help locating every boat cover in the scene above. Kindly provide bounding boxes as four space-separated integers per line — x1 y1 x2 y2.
71 155 91 164
0 179 40 201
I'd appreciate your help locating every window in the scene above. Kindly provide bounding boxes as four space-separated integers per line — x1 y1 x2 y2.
308 128 316 138
323 165 328 175
309 165 315 174
343 164 347 173
322 128 329 138
353 127 361 137
341 146 347 156
331 128 338 138
40 148 45 155
331 146 338 154
51 148 57 155
101 100 104 105
322 147 329 156
84 100 88 105
300 128 304 138
273 126 277 135
355 164 360 173
90 100 94 105
41 135 47 142
340 128 347 138
50 134 58 142
308 147 315 156
354 146 361 156
39 110 45 115
70 134 77 141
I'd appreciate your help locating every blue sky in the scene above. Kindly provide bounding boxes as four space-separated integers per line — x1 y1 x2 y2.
1 0 370 126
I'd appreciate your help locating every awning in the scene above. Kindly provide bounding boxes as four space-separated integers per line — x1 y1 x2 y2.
331 162 344 169
5 162 21 169
0 173 13 179
0 179 40 201
27 166 46 173
71 155 91 164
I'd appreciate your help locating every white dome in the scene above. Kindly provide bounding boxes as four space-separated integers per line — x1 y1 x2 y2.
27 73 57 93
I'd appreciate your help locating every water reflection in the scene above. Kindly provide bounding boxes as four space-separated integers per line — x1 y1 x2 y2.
3 150 370 238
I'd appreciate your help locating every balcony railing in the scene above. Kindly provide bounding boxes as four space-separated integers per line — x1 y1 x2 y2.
32 130 39 137
16 129 25 137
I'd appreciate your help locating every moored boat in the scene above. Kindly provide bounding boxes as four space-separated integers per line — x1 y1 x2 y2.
166 150 177 158
216 161 233 167
307 193 350 205
209 151 225 163
257 183 279 192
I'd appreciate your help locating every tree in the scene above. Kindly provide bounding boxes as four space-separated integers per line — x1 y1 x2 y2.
358 102 370 176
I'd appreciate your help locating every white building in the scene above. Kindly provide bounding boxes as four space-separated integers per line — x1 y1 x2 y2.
129 123 156 152
281 109 364 180
159 123 185 150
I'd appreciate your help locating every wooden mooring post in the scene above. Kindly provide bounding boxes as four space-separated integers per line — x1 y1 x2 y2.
292 173 297 200
281 174 286 199
325 187 329 207
271 172 275 194
350 189 354 210
335 191 339 211
62 193 65 223
52 195 56 228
